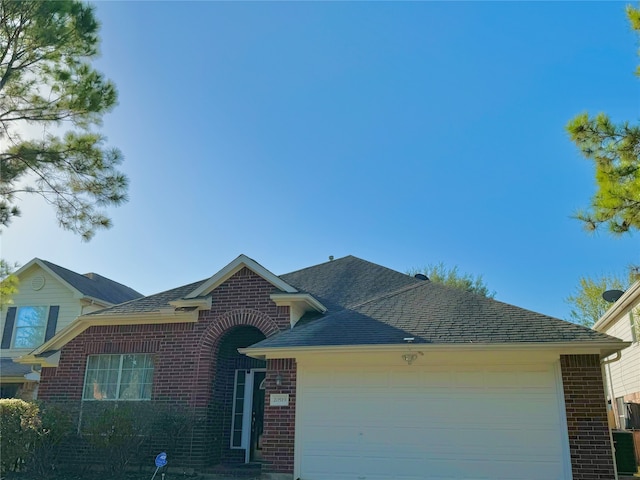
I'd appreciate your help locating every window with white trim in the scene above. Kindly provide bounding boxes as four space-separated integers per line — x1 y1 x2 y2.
14 306 48 348
82 354 154 401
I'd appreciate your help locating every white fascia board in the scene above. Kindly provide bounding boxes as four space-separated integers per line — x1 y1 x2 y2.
185 254 297 299
593 280 640 332
24 310 199 358
240 341 631 360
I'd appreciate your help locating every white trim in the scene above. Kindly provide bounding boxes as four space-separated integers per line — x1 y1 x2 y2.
554 361 574 480
241 340 630 359
185 255 297 299
269 293 327 328
17 311 199 365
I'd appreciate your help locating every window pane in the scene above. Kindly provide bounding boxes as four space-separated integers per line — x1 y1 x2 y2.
16 307 47 327
83 354 154 401
13 307 47 348
14 327 46 348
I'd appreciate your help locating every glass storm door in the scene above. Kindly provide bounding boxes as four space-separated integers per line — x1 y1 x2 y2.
231 369 266 462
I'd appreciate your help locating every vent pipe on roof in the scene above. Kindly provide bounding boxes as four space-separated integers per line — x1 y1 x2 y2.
329 256 334 261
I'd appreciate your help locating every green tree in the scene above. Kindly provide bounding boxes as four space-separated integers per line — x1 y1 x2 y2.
0 259 18 309
408 262 496 298
565 273 628 327
0 0 127 241
566 5 640 235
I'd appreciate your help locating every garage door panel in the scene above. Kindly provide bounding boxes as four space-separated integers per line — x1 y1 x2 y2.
298 364 568 479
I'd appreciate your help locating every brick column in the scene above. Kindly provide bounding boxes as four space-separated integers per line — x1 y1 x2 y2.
262 358 296 474
560 354 616 480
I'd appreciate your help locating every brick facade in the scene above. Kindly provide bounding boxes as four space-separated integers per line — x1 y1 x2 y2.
262 358 296 473
38 268 293 471
560 354 616 480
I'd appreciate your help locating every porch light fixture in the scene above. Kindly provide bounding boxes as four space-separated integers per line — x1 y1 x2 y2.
402 353 418 365
275 373 283 386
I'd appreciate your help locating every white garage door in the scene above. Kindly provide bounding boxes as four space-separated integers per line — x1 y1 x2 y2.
297 364 570 480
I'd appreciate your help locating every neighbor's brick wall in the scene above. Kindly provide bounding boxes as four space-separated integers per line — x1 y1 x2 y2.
38 267 291 468
560 354 616 480
262 358 296 474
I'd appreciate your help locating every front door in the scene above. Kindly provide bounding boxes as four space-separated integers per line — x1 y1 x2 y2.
231 369 266 463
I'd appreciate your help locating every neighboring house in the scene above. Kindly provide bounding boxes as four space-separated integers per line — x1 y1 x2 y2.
0 258 142 399
594 280 640 426
594 281 640 465
19 255 628 480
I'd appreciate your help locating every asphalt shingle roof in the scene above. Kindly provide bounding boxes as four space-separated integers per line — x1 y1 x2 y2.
251 277 619 348
77 254 621 348
41 260 143 305
248 256 617 348
85 280 207 316
0 358 31 377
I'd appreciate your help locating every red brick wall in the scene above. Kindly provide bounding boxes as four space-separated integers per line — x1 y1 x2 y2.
38 268 292 469
560 354 616 480
262 358 296 473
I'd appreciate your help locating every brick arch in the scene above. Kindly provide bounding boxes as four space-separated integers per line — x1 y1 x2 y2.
189 309 279 407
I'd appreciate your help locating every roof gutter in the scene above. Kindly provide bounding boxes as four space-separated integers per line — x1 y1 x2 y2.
240 340 630 359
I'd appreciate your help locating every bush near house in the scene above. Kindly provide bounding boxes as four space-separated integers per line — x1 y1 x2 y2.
0 399 194 480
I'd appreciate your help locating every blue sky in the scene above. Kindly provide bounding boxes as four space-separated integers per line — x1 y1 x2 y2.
2 1 638 321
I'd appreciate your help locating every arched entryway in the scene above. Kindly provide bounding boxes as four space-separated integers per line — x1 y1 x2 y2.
211 325 266 465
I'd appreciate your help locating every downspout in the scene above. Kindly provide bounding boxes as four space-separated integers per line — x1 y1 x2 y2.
601 351 623 480
602 351 623 427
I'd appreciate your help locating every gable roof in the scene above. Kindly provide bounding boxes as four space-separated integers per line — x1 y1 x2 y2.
39 260 143 305
186 254 297 298
14 258 143 305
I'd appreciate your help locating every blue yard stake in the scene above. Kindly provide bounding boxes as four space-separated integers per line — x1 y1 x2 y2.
151 452 167 480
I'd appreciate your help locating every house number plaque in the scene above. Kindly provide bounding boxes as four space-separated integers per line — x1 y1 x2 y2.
270 394 289 406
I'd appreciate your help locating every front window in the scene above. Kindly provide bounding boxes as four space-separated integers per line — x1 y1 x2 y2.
14 306 48 348
83 354 154 401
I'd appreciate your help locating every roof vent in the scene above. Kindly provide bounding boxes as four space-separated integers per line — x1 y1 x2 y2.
414 273 429 281
602 289 624 303
31 275 45 291
329 256 334 261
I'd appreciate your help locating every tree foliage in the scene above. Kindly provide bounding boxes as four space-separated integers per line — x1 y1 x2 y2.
565 273 628 327
566 5 640 235
0 0 127 241
0 259 18 308
408 262 496 298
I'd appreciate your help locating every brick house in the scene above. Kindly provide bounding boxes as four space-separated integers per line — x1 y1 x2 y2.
20 254 628 479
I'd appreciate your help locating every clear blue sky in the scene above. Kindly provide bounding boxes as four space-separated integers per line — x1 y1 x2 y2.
2 1 638 321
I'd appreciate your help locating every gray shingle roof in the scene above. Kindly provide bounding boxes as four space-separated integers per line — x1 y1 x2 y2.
77 254 621 348
85 280 207 316
41 260 143 305
0 358 31 377
249 256 621 349
280 255 421 313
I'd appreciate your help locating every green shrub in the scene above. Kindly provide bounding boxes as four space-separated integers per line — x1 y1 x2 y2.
82 402 155 475
0 399 41 472
29 403 74 477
